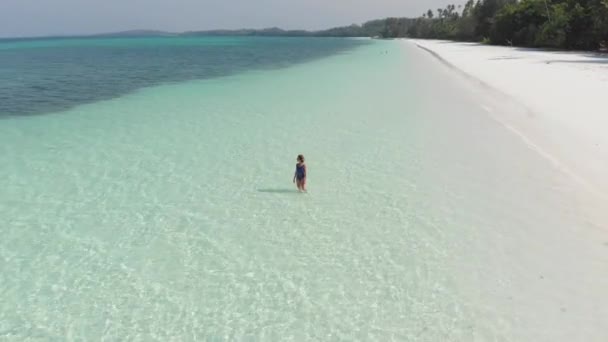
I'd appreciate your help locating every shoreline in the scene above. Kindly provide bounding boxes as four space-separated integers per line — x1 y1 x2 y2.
400 40 608 340
405 38 608 227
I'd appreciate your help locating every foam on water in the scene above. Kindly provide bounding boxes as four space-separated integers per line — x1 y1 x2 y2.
1 40 607 341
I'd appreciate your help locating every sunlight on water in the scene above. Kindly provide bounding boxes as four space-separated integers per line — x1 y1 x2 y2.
1 39 607 341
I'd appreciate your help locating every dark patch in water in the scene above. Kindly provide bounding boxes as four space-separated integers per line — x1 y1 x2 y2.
0 37 367 117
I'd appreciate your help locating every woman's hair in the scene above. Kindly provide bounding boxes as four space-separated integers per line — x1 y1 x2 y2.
297 154 305 162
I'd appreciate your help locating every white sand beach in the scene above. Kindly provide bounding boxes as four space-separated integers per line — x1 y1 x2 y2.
401 39 608 340
407 39 608 223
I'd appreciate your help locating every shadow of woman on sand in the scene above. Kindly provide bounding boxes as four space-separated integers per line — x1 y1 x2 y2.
257 188 301 194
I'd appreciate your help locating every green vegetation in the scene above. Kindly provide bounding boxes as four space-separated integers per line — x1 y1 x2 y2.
89 1 608 51
182 1 607 50
406 0 608 50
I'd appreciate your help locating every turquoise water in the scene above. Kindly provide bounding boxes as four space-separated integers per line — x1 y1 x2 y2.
0 37 365 116
1 38 607 341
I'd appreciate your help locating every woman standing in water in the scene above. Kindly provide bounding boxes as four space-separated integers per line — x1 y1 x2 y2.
293 154 307 192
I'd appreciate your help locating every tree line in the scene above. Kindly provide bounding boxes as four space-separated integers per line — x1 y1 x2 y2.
404 0 608 50
250 0 607 50
131 1 608 51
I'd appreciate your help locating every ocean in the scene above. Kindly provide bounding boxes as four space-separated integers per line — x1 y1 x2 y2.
1 37 606 341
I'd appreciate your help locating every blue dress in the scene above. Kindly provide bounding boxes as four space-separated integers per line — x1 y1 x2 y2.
295 163 306 180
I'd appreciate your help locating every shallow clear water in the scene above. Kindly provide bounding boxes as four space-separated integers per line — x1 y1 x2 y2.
1 38 607 341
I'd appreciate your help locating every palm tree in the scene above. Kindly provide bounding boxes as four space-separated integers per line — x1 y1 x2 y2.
543 0 552 21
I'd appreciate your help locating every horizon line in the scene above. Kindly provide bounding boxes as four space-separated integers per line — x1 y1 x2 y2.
0 16 411 40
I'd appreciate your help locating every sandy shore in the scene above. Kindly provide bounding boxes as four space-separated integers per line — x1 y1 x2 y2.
403 40 608 340
406 39 608 221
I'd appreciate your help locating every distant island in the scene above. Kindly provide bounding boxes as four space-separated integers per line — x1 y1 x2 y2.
91 30 176 37
91 21 390 39
5 1 607 51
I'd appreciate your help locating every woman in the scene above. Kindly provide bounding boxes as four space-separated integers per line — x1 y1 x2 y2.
293 154 307 192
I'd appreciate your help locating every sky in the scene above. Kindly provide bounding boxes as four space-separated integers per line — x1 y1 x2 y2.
0 0 458 38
